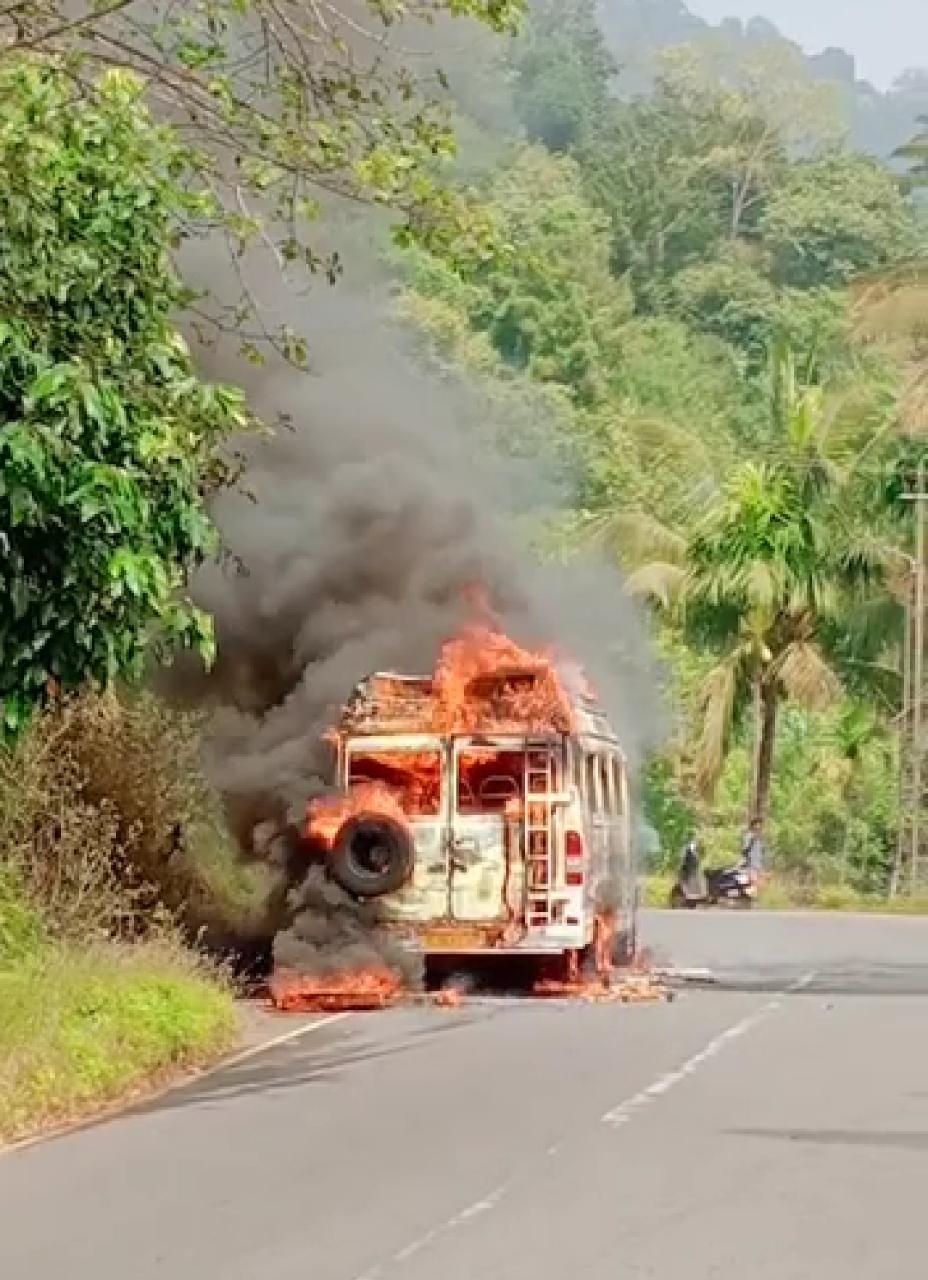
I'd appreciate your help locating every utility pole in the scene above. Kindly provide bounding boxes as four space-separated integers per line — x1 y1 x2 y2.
895 459 927 894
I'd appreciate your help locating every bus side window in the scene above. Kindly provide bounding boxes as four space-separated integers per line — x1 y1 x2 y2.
584 752 599 815
598 753 614 815
612 756 625 815
569 743 582 799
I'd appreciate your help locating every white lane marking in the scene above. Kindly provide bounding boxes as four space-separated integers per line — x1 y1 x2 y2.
394 1228 439 1262
354 1186 508 1280
360 973 815 1275
446 1186 507 1226
602 972 815 1129
219 1010 352 1070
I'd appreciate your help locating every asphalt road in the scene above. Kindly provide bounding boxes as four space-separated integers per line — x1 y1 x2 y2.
3 910 928 1280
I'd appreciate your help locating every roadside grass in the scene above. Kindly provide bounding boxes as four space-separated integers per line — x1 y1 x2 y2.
0 870 44 966
643 873 928 915
642 874 675 908
0 932 237 1144
0 694 263 1145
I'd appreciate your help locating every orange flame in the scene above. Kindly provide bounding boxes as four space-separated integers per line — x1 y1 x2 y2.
432 625 574 735
532 920 670 1004
270 965 403 1012
531 975 670 1004
433 985 465 1009
306 782 408 848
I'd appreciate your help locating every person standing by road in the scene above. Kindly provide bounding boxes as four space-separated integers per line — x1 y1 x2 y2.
680 833 706 898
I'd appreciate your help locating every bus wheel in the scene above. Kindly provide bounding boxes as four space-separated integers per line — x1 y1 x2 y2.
328 812 415 898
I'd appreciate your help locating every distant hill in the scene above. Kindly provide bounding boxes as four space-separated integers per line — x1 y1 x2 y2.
594 0 928 159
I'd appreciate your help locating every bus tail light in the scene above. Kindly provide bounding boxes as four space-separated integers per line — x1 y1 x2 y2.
565 830 584 886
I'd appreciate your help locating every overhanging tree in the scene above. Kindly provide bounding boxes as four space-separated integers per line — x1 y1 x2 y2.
0 58 251 737
0 1 526 353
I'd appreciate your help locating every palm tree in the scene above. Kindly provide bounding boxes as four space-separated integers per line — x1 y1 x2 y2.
624 348 903 828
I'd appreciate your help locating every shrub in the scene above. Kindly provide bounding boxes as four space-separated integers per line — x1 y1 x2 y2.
0 690 264 943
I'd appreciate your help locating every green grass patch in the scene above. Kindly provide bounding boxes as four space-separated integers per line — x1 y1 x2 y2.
0 870 44 966
0 940 237 1144
642 873 675 908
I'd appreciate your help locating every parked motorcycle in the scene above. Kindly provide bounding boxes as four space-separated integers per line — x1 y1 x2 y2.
669 861 756 910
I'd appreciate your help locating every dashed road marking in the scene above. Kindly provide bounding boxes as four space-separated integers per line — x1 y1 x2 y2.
602 971 816 1129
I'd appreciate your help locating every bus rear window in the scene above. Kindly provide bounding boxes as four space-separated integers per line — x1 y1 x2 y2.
348 750 442 818
458 750 525 814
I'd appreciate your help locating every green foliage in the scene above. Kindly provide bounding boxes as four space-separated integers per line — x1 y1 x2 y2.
594 3 927 164
581 93 728 295
576 318 745 523
762 153 920 288
0 2 527 349
0 870 43 967
670 250 780 361
0 690 263 943
512 0 616 151
710 706 898 892
0 60 252 734
581 43 841 302
0 940 235 1142
405 146 633 401
896 116 928 188
625 346 905 824
394 10 923 887
641 758 697 866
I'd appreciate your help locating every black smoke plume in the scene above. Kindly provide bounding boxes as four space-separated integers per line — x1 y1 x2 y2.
174 286 663 979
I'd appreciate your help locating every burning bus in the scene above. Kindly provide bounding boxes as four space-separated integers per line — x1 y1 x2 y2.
303 624 638 977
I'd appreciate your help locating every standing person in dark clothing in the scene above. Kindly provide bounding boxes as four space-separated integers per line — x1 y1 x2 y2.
680 833 705 898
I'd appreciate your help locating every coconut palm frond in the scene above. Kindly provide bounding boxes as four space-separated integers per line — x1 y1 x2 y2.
629 415 715 470
742 559 780 612
577 510 687 570
900 368 928 438
828 594 906 672
625 560 688 609
776 641 842 709
850 265 928 343
840 528 909 586
695 652 743 799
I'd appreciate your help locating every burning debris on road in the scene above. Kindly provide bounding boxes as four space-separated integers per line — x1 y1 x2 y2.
270 965 403 1012
532 972 673 1006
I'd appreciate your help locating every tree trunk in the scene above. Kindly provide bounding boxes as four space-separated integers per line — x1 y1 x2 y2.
750 681 779 827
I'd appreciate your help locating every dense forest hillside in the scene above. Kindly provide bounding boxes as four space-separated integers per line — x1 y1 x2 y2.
402 0 927 890
594 0 928 159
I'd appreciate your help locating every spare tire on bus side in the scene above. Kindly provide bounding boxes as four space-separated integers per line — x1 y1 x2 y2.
327 812 415 899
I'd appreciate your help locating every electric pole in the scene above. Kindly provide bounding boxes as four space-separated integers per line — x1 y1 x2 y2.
895 458 927 894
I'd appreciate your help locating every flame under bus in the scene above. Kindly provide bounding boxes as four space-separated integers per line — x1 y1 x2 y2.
331 666 636 963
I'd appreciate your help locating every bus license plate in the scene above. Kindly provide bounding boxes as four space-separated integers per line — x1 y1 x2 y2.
421 928 486 951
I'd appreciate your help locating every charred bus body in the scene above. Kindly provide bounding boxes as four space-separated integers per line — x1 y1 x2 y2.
311 646 638 972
